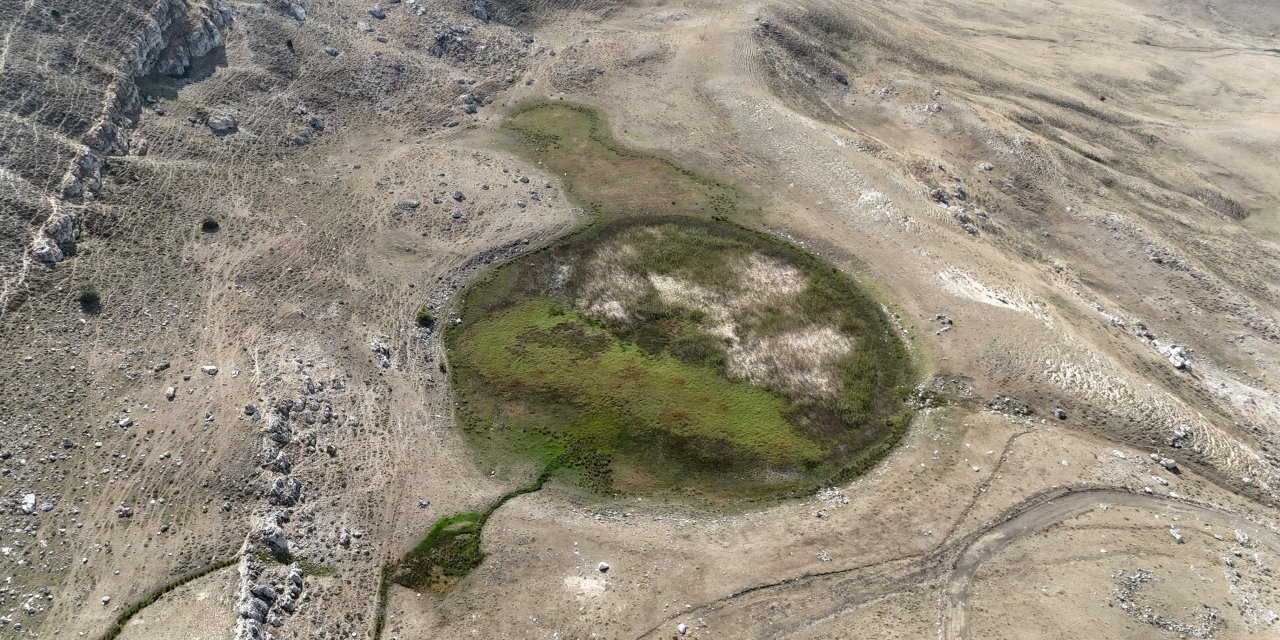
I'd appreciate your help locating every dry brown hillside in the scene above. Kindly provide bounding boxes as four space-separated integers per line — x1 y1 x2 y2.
1 1 1277 639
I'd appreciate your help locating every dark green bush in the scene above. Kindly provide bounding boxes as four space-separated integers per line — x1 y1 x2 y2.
76 280 100 306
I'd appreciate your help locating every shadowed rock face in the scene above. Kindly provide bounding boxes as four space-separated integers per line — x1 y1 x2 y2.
0 0 231 297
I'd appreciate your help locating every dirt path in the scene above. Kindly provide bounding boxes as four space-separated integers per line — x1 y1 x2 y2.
940 488 1280 640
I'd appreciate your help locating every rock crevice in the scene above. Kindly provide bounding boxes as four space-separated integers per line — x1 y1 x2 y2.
30 0 232 264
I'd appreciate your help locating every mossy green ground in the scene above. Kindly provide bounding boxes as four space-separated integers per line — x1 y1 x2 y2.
450 217 914 499
388 103 915 602
502 102 751 220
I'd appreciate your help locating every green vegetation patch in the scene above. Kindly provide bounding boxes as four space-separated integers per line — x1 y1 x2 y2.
503 102 750 219
392 471 550 593
449 216 914 500
463 298 823 467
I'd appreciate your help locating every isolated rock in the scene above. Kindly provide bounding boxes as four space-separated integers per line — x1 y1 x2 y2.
251 585 278 603
370 338 391 368
260 524 289 556
19 493 36 515
268 477 303 506
30 237 63 263
269 450 293 473
239 596 269 622
116 505 134 518
369 5 386 19
288 3 306 22
201 364 219 375
44 212 80 245
1159 457 1178 471
597 561 609 573
165 386 176 401
207 112 238 134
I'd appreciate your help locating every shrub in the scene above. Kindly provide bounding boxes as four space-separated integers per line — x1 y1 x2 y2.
200 215 220 231
416 308 435 327
76 280 100 306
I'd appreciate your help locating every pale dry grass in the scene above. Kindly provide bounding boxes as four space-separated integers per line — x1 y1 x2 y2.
577 243 855 398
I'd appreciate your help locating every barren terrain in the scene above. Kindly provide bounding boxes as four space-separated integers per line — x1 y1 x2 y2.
1 0 1278 639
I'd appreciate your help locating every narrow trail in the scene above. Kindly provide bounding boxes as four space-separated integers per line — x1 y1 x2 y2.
940 488 1280 640
632 487 1279 640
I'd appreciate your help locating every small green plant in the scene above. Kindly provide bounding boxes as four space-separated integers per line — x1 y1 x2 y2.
76 280 100 307
296 558 337 576
200 215 220 231
415 308 435 327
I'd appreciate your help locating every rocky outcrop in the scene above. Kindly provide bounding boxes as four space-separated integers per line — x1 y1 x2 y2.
29 0 232 264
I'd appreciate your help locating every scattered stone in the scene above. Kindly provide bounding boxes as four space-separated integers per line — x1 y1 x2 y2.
1159 457 1178 471
165 386 176 401
452 190 466 202
1053 408 1067 420
19 493 36 515
201 364 219 375
677 622 688 635
207 112 238 134
118 416 134 428
369 5 386 19
597 561 609 573
370 338 392 368
116 505 134 518
268 477 303 506
288 3 307 21
324 47 339 56
1169 527 1184 544
832 71 848 85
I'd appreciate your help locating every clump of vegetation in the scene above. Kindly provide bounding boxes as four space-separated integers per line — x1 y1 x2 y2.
199 215 220 231
449 217 914 500
415 307 435 327
392 470 550 592
503 102 752 220
296 557 337 577
440 103 918 503
76 279 100 307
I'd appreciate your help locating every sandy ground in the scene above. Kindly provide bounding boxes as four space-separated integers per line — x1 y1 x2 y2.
1 0 1278 638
